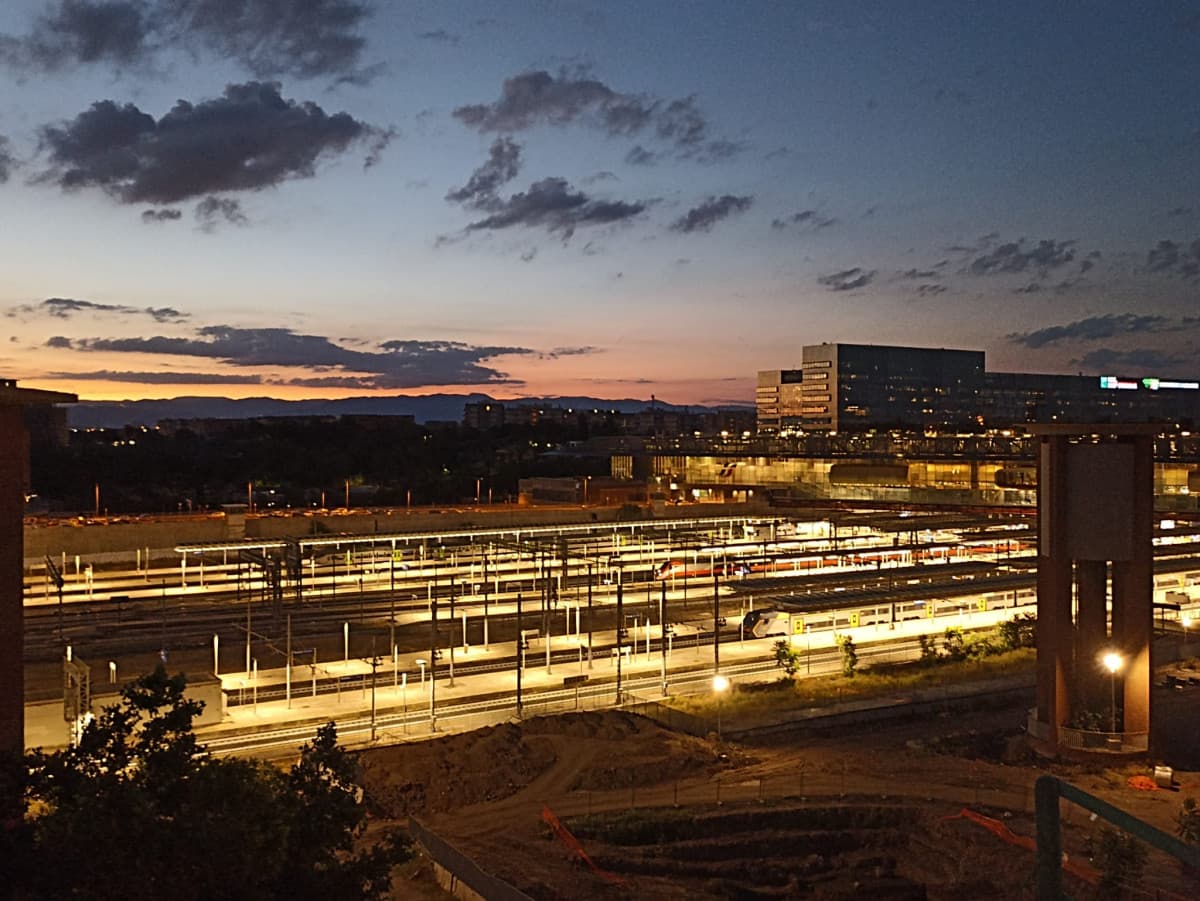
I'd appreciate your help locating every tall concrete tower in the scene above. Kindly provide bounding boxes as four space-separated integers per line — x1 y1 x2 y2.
1029 423 1157 756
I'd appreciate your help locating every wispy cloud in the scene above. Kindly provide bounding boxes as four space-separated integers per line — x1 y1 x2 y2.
1145 239 1200 279
416 28 460 45
48 369 264 385
670 194 753 233
141 208 182 223
458 177 648 240
446 137 521 207
1073 347 1193 373
0 134 15 182
966 238 1076 276
771 209 835 231
1007 313 1182 349
7 296 189 323
195 195 247 230
818 267 875 292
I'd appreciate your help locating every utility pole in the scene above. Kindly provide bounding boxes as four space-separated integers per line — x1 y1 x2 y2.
483 546 490 648
660 580 668 697
429 597 437 731
285 613 292 708
369 639 381 742
516 592 524 718
449 576 456 687
615 564 624 703
587 563 593 669
712 569 721 674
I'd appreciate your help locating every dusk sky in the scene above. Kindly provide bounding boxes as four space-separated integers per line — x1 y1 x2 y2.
1 0 1198 406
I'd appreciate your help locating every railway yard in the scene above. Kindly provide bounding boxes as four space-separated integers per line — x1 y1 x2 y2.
19 508 1200 755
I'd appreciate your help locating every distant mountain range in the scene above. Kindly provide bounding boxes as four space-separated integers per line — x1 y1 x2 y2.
66 394 752 430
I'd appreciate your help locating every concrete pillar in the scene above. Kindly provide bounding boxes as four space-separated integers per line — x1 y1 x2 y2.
1031 424 1157 756
1035 433 1072 743
0 406 27 765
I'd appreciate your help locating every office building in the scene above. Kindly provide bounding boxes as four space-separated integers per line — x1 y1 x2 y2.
758 343 1200 433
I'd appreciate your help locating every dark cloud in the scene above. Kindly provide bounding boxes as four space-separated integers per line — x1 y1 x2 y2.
2 1 151 70
453 69 741 161
915 283 946 296
967 238 1076 276
65 325 534 388
772 209 836 231
1 1 374 80
1007 313 1177 349
543 346 596 358
454 70 641 132
49 369 264 384
461 177 647 239
168 0 374 82
818 267 876 291
141 207 181 223
1145 239 1200 279
445 137 521 207
1073 347 1192 373
8 296 189 322
519 247 537 262
582 170 617 183
45 336 73 348
37 81 386 205
195 195 247 228
624 145 656 166
0 135 15 183
1168 207 1193 217
417 29 460 45
670 194 753 233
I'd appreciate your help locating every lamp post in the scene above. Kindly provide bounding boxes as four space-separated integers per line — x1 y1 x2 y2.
1103 651 1123 734
713 674 729 741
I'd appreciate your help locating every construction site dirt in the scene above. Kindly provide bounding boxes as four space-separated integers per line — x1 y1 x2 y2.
359 688 1200 900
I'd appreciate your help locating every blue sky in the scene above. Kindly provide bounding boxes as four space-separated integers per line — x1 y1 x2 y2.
1 0 1197 406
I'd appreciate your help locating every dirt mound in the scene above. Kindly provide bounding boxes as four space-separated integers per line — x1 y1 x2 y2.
357 711 729 818
358 720 557 817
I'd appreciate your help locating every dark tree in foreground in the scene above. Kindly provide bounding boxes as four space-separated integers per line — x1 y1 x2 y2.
12 668 407 900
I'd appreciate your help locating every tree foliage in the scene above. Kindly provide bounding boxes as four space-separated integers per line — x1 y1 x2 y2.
1087 827 1147 899
836 635 858 677
773 639 801 678
14 667 407 900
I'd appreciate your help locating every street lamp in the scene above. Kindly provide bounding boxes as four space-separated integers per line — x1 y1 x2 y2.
1102 651 1123 734
713 674 730 741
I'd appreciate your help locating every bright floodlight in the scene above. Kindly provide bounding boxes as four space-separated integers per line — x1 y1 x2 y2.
1102 652 1123 674
1184 615 1192 629
713 674 729 693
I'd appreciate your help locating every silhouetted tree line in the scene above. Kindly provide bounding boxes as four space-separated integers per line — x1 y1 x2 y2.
30 418 612 515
